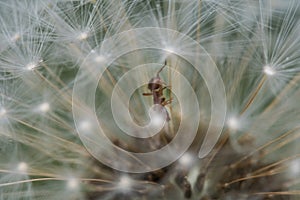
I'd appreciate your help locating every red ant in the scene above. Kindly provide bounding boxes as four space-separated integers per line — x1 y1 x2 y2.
143 61 172 121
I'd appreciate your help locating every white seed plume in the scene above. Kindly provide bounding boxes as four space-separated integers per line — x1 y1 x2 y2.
94 55 106 63
26 62 38 71
78 120 91 132
118 176 132 190
289 159 300 176
263 65 276 76
227 117 239 130
67 178 79 190
38 102 50 113
0 108 6 117
17 162 28 173
179 153 193 166
10 33 21 42
78 31 88 40
164 47 175 54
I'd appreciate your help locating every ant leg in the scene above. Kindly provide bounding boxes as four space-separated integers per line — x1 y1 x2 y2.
162 98 173 106
143 92 153 96
160 97 166 104
161 86 171 91
164 99 172 104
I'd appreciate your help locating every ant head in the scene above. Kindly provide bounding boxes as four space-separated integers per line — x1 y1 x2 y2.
148 77 162 90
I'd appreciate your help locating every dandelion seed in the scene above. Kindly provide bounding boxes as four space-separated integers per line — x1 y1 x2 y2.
10 33 21 42
289 159 300 175
263 65 276 76
118 176 132 190
0 108 6 117
179 153 194 167
67 178 79 190
94 55 106 63
164 47 175 55
227 117 239 130
78 121 91 131
25 62 38 71
17 162 28 173
77 31 89 40
38 102 50 113
90 50 107 63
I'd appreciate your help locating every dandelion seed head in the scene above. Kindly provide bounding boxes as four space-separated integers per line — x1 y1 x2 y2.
263 65 276 76
38 102 50 113
17 162 28 173
0 0 299 198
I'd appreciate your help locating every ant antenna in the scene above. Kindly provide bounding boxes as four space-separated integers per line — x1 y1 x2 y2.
156 60 167 77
